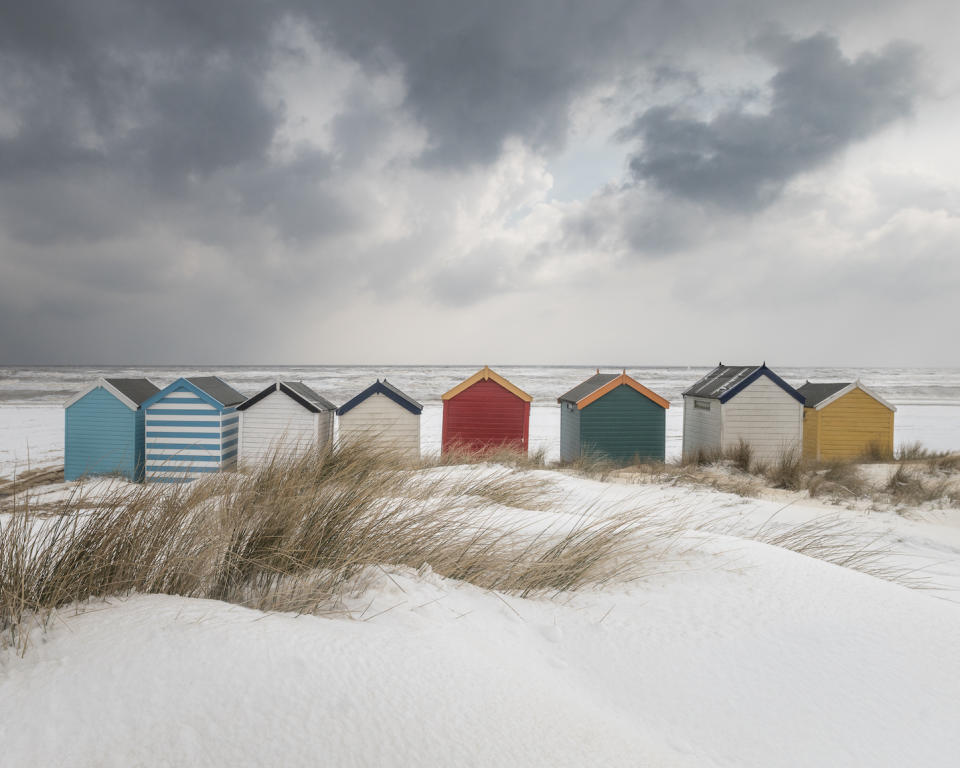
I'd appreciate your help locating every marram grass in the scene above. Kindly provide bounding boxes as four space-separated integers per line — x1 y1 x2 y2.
0 441 682 652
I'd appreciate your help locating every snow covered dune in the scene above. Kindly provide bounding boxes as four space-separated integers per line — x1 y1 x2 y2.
2 450 960 766
2 536 959 767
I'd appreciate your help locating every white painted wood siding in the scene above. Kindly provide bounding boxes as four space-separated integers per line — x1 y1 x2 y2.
338 393 420 457
681 395 722 460
239 391 330 467
145 389 224 482
721 376 803 464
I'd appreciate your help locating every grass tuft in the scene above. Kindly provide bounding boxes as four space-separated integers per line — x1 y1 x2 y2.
0 442 683 652
764 448 804 490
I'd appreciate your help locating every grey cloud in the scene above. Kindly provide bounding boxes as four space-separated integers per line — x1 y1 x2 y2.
0 0 947 366
622 33 922 210
428 245 520 305
128 65 280 191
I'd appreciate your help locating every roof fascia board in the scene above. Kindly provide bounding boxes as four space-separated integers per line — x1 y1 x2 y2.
338 381 422 416
143 378 225 410
441 366 532 402
814 380 897 412
718 366 805 405
64 377 139 411
236 381 280 412
576 373 670 410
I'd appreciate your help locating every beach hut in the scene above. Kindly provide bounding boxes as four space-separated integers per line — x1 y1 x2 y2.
796 381 896 462
142 376 247 482
64 378 161 482
441 367 532 454
237 381 336 467
337 379 422 457
558 371 670 464
682 364 804 464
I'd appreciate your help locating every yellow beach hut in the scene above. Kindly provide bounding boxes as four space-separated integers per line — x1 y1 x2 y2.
796 381 896 461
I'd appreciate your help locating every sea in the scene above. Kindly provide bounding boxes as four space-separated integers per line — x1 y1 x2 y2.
2 365 959 477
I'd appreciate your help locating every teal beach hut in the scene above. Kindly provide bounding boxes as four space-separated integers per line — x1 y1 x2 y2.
558 371 670 464
142 376 246 483
64 378 161 481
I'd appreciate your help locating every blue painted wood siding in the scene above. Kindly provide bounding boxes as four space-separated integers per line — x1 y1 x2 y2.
559 401 581 462
65 387 142 481
145 386 236 483
579 385 666 464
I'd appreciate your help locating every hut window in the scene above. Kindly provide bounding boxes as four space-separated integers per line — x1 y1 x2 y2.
694 399 711 411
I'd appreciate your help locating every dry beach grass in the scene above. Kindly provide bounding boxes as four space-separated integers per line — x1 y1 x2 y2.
3 439 950 654
0 442 686 652
611 441 960 508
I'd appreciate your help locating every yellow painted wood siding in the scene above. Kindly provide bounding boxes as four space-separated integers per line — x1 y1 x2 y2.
815 388 894 461
802 408 820 461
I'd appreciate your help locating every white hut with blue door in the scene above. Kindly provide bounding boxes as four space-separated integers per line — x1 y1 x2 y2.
682 363 805 464
237 381 336 467
142 376 247 482
64 378 161 482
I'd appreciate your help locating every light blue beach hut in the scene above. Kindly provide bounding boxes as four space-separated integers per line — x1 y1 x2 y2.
64 378 161 482
142 376 247 483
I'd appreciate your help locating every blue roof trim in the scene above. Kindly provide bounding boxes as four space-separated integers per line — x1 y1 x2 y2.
142 379 229 412
717 366 805 405
337 380 423 416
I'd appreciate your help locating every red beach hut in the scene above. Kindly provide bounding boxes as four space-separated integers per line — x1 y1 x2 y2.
441 366 532 454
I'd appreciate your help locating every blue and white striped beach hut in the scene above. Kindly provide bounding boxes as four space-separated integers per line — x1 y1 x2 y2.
64 378 161 482
142 376 247 482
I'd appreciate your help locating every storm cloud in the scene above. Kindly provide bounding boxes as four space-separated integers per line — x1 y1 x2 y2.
0 0 957 365
622 32 922 210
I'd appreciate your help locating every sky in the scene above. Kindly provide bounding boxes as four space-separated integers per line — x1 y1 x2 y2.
1 0 959 367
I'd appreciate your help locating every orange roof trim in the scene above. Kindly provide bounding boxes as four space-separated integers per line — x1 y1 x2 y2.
441 366 533 402
576 373 670 410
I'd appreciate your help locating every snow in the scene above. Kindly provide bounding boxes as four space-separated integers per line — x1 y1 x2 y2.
3 540 960 766
0 404 62 479
3 464 960 767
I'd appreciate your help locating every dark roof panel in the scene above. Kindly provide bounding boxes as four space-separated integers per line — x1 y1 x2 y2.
337 379 423 416
282 381 336 412
683 366 758 399
558 373 619 404
104 378 160 406
380 379 423 411
187 376 246 407
795 382 850 409
683 365 805 405
238 381 337 412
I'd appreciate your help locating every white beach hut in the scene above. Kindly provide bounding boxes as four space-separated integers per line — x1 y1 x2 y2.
681 364 805 464
337 379 422 457
237 381 335 467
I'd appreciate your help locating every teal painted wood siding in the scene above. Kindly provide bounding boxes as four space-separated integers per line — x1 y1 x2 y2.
65 387 142 481
579 385 666 464
559 401 581 462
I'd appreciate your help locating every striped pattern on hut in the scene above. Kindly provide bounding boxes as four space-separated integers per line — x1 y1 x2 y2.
142 377 246 482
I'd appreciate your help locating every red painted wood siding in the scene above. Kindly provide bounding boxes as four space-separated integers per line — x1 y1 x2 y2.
442 379 530 454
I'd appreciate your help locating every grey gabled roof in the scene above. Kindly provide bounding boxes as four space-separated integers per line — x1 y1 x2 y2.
558 373 619 404
337 379 423 416
380 379 423 411
683 364 805 404
187 376 246 407
683 366 758 399
281 381 336 412
795 382 850 409
103 378 160 406
238 381 336 413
